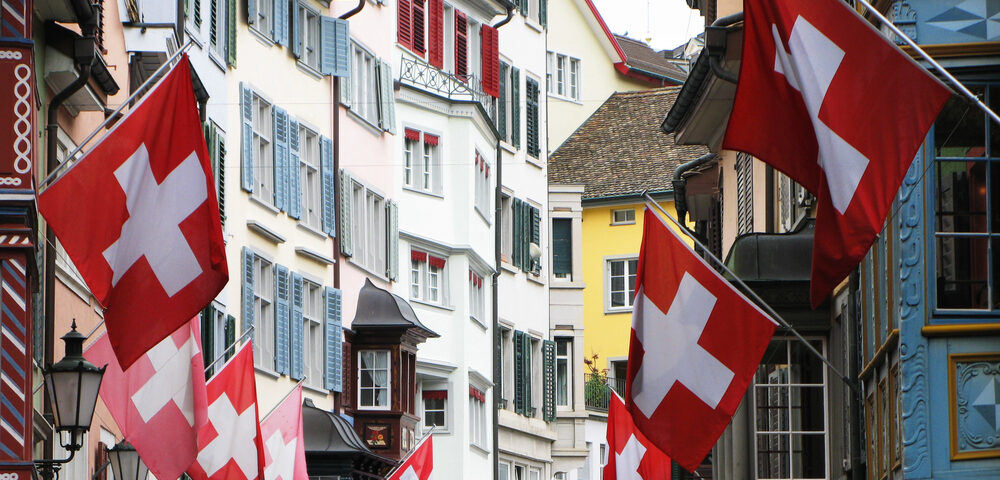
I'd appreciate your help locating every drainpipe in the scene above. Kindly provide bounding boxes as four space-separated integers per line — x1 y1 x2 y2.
670 152 717 227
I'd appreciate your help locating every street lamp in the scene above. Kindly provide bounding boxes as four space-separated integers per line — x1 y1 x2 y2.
108 441 149 480
35 321 106 480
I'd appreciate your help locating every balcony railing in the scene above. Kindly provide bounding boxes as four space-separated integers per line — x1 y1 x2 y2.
399 56 496 121
584 373 627 411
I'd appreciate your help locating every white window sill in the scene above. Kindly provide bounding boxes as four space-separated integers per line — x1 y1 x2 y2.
255 366 281 379
527 273 545 286
604 307 634 315
346 109 386 137
610 221 636 226
475 206 492 226
470 315 488 331
346 258 389 282
249 26 277 47
547 93 583 105
524 16 544 33
249 195 281 214
500 262 518 275
184 26 204 48
296 60 324 80
296 221 329 240
526 155 544 169
411 298 454 312
499 141 517 155
403 185 445 199
303 383 330 396
470 443 490 456
356 405 392 412
209 49 228 72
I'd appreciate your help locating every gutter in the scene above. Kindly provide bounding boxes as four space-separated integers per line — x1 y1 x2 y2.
670 152 717 227
613 62 684 87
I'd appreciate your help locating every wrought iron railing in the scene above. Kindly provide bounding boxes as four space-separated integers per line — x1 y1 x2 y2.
399 56 496 120
584 373 627 411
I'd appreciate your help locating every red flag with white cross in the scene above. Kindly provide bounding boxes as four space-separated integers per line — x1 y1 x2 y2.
604 394 672 480
386 434 433 480
260 384 308 480
38 54 228 369
625 209 776 472
722 0 950 306
188 342 265 480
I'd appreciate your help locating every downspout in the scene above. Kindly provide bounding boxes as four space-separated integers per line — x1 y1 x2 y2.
670 152 717 227
703 12 743 84
492 7 513 480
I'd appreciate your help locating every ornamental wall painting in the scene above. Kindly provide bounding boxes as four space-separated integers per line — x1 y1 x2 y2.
950 354 1000 460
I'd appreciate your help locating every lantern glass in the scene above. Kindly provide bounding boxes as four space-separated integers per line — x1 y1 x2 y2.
109 442 148 480
42 324 106 451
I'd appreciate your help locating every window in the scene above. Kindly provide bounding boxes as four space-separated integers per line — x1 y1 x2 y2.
736 152 754 235
358 350 390 409
421 390 447 429
403 129 441 194
296 4 321 70
500 327 513 408
350 41 380 126
501 195 513 263
410 250 446 305
474 152 491 219
556 55 565 96
513 330 535 417
555 338 571 407
499 463 510 480
253 256 274 367
606 257 638 311
201 304 232 378
299 126 322 229
569 58 579 100
611 209 635 225
511 198 541 274
469 387 487 448
251 92 274 204
753 339 828 480
208 0 223 58
932 84 1000 311
469 270 485 322
397 0 426 56
302 280 324 387
351 181 388 274
250 0 274 38
552 218 572 279
546 52 580 101
526 77 540 158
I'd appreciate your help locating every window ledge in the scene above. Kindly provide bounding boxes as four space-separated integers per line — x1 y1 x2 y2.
346 109 386 137
296 60 324 80
411 298 454 312
403 186 445 199
303 383 331 396
470 315 488 331
499 141 517 155
611 221 636 226
247 220 287 244
255 366 281 379
604 307 633 315
475 206 492 226
208 50 228 72
500 262 518 275
184 26 204 47
249 26 277 47
547 93 583 105
524 16 544 33
296 222 329 240
345 258 389 282
249 195 281 214
295 246 336 265
527 273 545 286
525 155 544 170
470 443 490 456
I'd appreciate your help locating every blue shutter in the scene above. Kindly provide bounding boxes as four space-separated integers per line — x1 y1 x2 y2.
325 287 343 392
240 83 254 192
288 117 302 220
273 106 289 212
320 136 336 236
291 3 302 58
247 0 256 24
273 0 288 45
290 273 305 380
241 247 255 355
274 264 290 375
321 17 350 77
377 60 397 134
386 200 398 280
339 170 353 257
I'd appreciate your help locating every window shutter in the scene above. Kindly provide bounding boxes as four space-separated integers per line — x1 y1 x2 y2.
526 78 539 157
542 339 555 421
274 264 290 375
495 330 504 408
412 0 426 55
531 205 540 274
513 330 525 414
96 442 110 480
240 82 254 192
273 106 289 212
288 118 302 220
291 5 303 58
397 0 412 49
427 0 444 68
227 0 237 66
340 63 353 107
552 218 571 275
241 247 255 354
511 67 520 148
386 200 399 281
455 11 468 80
273 0 288 45
201 305 216 378
339 170 354 257
320 17 350 77
511 198 522 269
225 314 236 360
540 0 547 28
290 273 304 380
480 25 499 97
523 334 532 415
325 287 343 392
341 339 352 402
320 136 336 236
216 133 227 228
521 201 531 272
247 0 255 24
377 60 397 134
498 62 508 140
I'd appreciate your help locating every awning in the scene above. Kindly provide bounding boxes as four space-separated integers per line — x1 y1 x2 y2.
303 399 396 478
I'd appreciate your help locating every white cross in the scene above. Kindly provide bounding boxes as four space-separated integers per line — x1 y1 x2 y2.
632 273 735 417
615 434 647 480
130 332 201 425
772 16 870 215
399 466 419 480
103 144 208 297
198 393 260 478
263 430 297 480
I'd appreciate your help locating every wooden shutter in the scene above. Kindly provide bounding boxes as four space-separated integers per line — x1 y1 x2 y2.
480 25 499 97
542 339 555 422
427 0 444 67
247 0 256 24
540 0 547 28
498 62 508 140
290 273 305 380
325 287 343 391
377 60 397 134
526 78 539 157
288 117 302 220
341 338 352 403
273 106 289 212
241 247 255 355
321 17 350 77
275 264 290 375
95 442 109 480
397 0 412 49
454 11 468 80
513 330 525 414
531 205 540 274
240 82 254 192
339 170 354 257
522 334 532 415
736 152 753 235
321 136 336 235
226 0 237 66
511 198 522 270
511 67 520 148
225 314 236 360
552 218 571 275
412 0 426 55
291 3 302 58
216 132 227 228
496 329 504 408
273 0 288 45
387 200 399 281
201 305 216 378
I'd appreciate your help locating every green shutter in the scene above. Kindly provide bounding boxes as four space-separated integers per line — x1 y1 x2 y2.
387 200 399 280
543 340 555 421
216 133 227 228
513 330 525 414
523 334 533 416
520 200 530 272
512 198 522 270
552 218 571 275
511 67 520 149
227 0 237 66
339 170 354 257
225 315 236 360
540 0 547 28
531 205 540 275
498 62 508 142
377 60 397 134
201 305 216 378
526 78 539 157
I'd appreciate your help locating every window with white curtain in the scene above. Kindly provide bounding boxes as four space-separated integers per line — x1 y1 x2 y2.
358 350 390 409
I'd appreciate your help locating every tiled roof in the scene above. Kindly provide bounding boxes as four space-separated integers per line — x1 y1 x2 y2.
614 35 689 81
548 87 709 200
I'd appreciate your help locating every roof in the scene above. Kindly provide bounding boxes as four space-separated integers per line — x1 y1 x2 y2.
548 87 710 200
614 35 689 82
350 278 439 338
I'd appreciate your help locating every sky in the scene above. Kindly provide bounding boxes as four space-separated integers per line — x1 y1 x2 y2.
590 0 705 52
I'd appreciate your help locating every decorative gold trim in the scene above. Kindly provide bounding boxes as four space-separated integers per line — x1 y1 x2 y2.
948 353 1000 461
860 329 900 380
901 42 1000 59
922 324 1000 337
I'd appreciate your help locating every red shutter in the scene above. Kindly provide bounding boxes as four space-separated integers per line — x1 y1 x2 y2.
455 11 468 81
480 25 499 97
412 0 426 55
428 0 444 68
398 0 413 49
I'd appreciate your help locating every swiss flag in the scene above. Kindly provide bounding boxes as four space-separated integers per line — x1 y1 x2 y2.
260 385 308 480
604 394 671 480
722 0 950 306
386 434 433 480
625 209 776 472
84 317 209 480
188 342 265 480
38 55 228 369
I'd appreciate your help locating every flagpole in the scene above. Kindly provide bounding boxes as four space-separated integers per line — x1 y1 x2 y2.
855 0 1000 127
38 39 196 191
204 326 255 374
260 378 306 422
641 193 859 394
382 426 436 479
